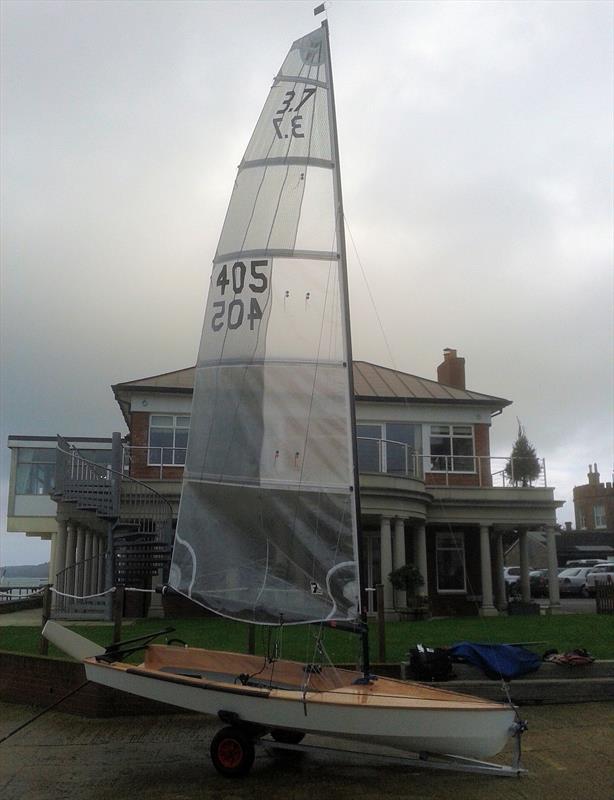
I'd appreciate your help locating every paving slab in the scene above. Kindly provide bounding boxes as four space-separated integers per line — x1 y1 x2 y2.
0 701 612 800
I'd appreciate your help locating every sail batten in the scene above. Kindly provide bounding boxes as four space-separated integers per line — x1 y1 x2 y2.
213 248 339 263
239 156 334 171
170 25 360 626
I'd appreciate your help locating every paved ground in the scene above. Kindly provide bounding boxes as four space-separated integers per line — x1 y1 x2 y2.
1 701 612 800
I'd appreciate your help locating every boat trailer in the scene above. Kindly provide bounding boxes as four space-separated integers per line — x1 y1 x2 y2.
210 710 528 778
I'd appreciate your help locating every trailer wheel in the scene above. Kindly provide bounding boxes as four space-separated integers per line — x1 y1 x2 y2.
271 729 305 745
210 726 255 777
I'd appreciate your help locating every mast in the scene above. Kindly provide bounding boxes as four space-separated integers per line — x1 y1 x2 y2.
321 18 371 679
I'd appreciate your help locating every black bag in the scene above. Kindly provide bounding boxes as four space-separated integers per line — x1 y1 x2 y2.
409 644 455 682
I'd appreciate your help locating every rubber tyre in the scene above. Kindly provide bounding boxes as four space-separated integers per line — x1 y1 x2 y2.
271 729 305 745
580 585 589 598
210 726 255 777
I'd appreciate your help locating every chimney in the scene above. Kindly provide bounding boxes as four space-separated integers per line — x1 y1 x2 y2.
588 463 601 486
565 522 572 532
437 348 466 390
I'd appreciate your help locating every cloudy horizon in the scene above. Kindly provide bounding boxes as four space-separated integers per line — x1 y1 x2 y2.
1 0 612 566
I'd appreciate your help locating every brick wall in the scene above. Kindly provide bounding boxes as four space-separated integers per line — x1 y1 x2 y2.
573 482 614 530
424 423 492 488
0 652 186 718
128 411 184 482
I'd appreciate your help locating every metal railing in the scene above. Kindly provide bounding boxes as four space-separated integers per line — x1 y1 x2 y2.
53 437 175 617
54 552 108 618
0 584 48 603
55 440 114 516
122 445 185 479
356 438 548 488
121 439 548 488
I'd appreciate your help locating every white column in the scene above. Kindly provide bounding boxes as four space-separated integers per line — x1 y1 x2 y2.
379 517 394 613
519 529 531 601
546 526 561 612
479 525 497 616
413 522 428 598
393 518 406 609
96 536 105 593
48 532 58 587
493 532 507 609
84 530 94 594
54 520 68 583
75 526 86 597
64 522 77 595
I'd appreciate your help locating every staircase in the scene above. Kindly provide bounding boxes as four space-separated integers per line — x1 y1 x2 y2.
53 435 174 618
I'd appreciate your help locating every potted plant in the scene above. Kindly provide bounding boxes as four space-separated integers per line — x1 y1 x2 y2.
388 564 428 620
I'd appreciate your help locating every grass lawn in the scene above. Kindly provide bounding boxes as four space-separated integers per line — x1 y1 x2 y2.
1 613 612 663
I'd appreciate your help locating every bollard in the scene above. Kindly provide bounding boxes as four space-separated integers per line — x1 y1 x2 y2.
112 586 124 644
39 586 52 655
247 624 256 655
376 583 386 663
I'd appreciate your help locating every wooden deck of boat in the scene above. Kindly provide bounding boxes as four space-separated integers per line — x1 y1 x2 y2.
87 645 508 712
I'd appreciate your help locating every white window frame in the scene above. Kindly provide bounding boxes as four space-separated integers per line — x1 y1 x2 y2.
435 531 467 594
356 422 422 475
148 414 190 466
429 424 476 474
594 504 606 529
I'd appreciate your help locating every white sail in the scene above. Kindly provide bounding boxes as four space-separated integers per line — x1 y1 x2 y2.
170 26 360 625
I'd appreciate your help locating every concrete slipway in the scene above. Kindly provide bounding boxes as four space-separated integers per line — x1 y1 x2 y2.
1 701 613 800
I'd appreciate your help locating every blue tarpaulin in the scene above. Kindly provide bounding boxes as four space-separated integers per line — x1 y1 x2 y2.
450 642 541 681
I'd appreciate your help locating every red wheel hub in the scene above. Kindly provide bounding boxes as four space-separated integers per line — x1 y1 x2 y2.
217 737 243 769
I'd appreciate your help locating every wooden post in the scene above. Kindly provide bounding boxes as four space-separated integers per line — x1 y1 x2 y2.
247 624 256 655
112 586 124 644
39 586 52 655
376 583 386 663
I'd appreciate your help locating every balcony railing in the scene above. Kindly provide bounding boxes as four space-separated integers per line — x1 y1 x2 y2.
121 440 548 488
357 437 547 487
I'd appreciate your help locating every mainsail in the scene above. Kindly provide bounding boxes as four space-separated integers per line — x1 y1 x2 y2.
170 25 360 625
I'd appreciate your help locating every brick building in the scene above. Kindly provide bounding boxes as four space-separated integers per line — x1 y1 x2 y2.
573 464 614 531
6 349 564 618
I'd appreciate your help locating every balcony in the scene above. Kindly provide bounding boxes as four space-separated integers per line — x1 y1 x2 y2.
356 437 548 489
122 440 549 489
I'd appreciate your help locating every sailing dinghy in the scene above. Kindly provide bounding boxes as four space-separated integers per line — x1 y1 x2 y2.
45 17 525 778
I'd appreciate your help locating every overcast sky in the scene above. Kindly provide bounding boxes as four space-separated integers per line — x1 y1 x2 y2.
1 0 612 566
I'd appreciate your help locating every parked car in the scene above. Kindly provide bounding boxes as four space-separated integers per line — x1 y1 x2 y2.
558 567 593 597
586 562 614 596
529 569 549 597
565 559 603 568
503 566 526 587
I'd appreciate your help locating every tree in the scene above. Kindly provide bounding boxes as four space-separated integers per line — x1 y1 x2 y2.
388 564 424 608
506 422 541 487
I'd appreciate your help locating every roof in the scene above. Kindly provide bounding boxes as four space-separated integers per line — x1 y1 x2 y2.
352 361 510 406
112 361 511 425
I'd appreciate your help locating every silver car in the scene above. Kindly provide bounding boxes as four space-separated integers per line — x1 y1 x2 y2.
557 567 593 597
586 562 614 596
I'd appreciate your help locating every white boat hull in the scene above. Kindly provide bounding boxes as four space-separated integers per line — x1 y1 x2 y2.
84 657 515 760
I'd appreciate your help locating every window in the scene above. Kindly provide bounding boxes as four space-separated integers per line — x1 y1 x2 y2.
436 532 466 592
356 423 421 475
15 448 56 495
430 425 474 472
594 505 606 529
577 509 587 529
148 415 190 465
356 424 382 472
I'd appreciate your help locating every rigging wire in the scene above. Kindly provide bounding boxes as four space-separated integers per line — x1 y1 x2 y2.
344 209 518 702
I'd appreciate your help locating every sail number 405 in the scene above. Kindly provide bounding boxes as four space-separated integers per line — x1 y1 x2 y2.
211 260 268 332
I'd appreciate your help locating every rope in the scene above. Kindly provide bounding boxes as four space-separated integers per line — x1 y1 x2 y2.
0 681 90 745
49 586 160 600
50 587 115 599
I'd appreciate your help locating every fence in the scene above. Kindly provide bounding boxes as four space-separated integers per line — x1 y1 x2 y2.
596 584 614 615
